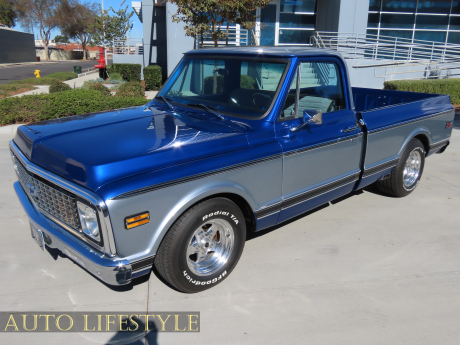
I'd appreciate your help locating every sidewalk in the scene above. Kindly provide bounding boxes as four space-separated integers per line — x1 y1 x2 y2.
11 73 100 98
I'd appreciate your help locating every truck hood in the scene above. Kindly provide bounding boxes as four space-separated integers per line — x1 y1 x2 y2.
13 103 250 191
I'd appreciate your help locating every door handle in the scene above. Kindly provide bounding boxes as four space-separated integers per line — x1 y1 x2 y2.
341 125 358 133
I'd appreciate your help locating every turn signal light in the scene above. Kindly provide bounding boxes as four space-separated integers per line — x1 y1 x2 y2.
125 212 150 229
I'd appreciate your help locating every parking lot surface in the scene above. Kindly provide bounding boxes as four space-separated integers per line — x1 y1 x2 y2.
1 118 459 344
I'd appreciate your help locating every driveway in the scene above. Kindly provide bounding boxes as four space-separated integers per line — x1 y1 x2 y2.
0 60 112 84
1 118 459 344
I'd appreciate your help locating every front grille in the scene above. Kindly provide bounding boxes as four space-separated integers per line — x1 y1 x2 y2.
14 155 82 231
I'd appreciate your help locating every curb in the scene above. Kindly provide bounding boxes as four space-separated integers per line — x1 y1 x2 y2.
0 124 22 134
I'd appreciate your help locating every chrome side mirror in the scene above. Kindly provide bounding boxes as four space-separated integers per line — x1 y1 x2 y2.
291 110 323 132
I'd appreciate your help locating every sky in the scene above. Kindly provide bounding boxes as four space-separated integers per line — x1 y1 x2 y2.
14 0 143 41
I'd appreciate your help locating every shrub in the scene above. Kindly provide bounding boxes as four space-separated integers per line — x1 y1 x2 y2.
144 65 162 91
45 72 78 81
204 74 256 94
83 82 112 96
108 72 123 81
110 63 141 82
240 75 256 89
13 77 60 85
49 81 72 93
384 79 460 104
0 84 35 92
116 81 144 98
0 89 149 125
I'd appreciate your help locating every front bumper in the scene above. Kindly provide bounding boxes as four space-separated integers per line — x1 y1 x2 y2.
15 181 134 286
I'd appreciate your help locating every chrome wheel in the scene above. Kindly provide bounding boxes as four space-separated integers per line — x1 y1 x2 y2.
403 149 422 188
186 218 234 276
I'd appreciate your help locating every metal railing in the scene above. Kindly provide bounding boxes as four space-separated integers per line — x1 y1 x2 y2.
113 38 144 55
311 31 460 63
196 28 249 48
374 61 460 82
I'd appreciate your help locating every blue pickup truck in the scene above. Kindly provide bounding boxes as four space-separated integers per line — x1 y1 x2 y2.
10 47 454 293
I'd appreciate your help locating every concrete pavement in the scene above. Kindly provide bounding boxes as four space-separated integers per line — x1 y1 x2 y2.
0 121 459 344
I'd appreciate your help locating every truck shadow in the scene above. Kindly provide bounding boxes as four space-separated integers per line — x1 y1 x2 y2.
105 318 159 345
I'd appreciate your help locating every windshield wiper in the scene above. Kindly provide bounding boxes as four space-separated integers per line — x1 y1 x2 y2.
186 103 225 120
156 96 175 110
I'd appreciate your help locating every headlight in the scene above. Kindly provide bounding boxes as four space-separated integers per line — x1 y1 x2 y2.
77 201 100 242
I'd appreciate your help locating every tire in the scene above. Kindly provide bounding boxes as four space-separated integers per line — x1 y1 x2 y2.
377 138 425 197
154 197 246 293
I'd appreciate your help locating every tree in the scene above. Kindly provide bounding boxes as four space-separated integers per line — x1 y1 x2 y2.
16 0 60 60
54 34 70 43
89 5 134 47
55 0 98 60
168 0 270 47
0 0 17 27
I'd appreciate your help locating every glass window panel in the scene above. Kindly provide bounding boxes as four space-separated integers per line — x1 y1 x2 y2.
382 0 416 12
416 15 448 29
278 29 315 44
452 0 460 14
447 31 460 43
279 13 316 28
280 0 317 13
414 30 447 42
449 16 460 30
379 30 413 39
297 62 346 114
381 14 415 28
368 13 380 28
367 29 379 36
417 0 451 13
369 0 381 11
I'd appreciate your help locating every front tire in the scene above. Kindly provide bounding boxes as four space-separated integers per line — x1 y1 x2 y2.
377 138 425 197
154 197 246 293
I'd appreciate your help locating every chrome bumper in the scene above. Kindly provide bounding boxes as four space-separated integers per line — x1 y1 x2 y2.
15 181 135 286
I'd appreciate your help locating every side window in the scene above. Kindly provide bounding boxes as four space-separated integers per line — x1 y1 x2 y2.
297 62 346 117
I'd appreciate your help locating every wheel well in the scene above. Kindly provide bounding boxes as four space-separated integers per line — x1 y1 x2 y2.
202 193 256 233
413 134 430 155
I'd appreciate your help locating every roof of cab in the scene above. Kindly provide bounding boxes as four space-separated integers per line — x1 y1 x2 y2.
184 46 343 58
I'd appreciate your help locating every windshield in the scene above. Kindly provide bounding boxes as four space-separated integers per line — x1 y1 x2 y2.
157 57 288 118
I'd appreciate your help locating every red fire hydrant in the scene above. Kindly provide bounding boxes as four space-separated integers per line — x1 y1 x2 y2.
94 47 108 79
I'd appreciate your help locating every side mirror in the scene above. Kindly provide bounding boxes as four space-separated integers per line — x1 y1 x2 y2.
303 109 323 125
291 110 323 133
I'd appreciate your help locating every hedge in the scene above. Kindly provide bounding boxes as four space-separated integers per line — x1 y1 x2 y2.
144 65 162 91
116 81 144 98
384 79 460 104
83 82 112 96
109 63 141 82
49 81 71 93
0 89 149 125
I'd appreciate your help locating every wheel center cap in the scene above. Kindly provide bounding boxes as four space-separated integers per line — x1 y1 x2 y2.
205 242 209 248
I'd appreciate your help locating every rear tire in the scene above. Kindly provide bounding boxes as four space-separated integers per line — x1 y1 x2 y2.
377 138 425 197
154 197 246 293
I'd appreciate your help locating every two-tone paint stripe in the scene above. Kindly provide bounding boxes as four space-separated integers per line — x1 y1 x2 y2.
113 133 363 200
254 172 360 219
131 255 155 273
429 138 450 153
362 158 399 178
368 109 453 135
113 153 283 200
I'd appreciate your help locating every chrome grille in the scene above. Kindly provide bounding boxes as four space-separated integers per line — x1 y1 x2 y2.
13 155 81 231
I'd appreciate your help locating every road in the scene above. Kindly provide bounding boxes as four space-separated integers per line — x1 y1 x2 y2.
0 60 112 84
0 116 459 344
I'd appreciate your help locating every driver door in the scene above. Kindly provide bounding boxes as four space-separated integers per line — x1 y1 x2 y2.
275 58 362 222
